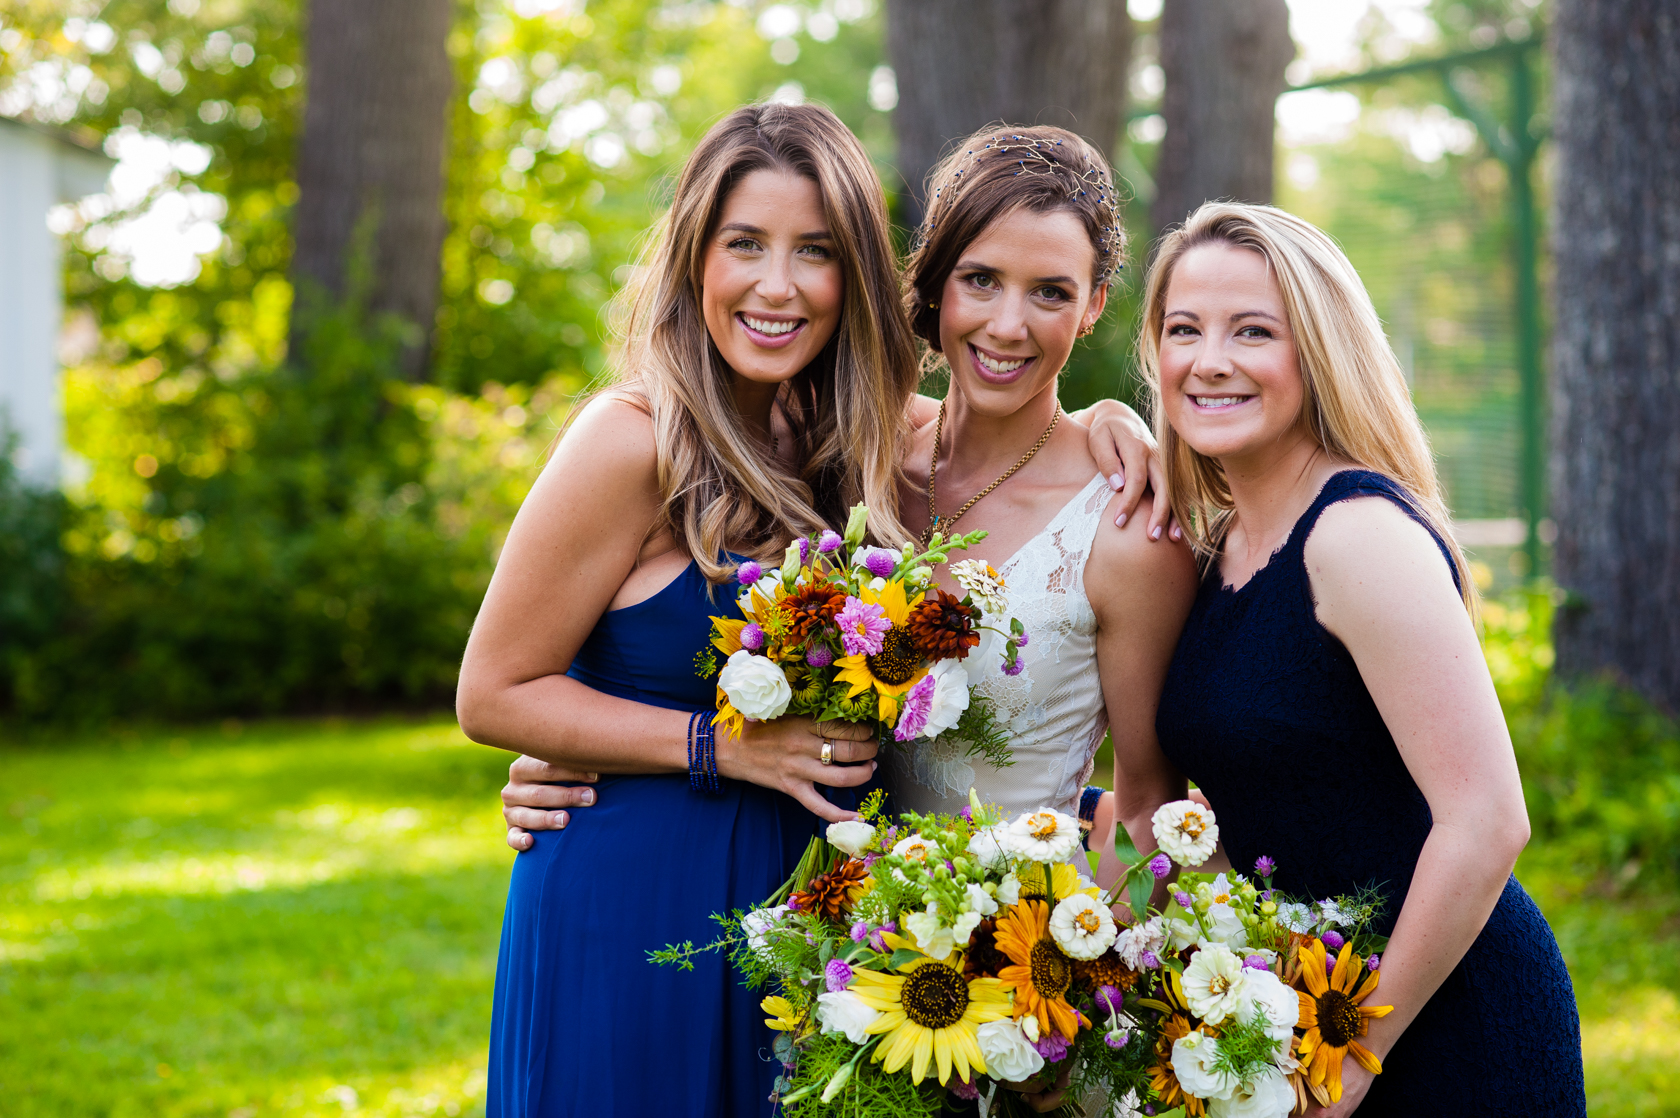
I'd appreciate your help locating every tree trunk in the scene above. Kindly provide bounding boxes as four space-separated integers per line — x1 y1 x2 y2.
885 0 1133 224
1549 0 1680 713
1150 0 1293 235
290 0 454 379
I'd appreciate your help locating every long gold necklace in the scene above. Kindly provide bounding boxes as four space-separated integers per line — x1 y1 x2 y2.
921 398 1061 547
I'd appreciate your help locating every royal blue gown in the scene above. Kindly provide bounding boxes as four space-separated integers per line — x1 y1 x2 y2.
1154 471 1585 1115
487 559 818 1117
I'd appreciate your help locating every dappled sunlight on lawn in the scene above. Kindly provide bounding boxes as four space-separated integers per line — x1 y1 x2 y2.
1583 989 1680 1117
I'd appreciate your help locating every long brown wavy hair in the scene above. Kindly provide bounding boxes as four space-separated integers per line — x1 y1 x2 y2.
603 103 918 583
1137 202 1476 612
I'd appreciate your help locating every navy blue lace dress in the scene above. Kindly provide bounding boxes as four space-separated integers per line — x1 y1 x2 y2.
1154 471 1585 1115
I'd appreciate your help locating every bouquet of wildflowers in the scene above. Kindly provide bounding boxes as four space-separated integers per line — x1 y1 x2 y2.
1101 801 1395 1117
700 502 1025 766
654 790 1159 1117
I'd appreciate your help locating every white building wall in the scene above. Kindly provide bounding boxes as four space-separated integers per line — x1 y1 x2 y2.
0 119 111 488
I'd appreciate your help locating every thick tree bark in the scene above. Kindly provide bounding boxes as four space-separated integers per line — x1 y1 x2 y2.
1151 0 1293 234
290 0 454 379
1549 0 1680 712
885 0 1133 224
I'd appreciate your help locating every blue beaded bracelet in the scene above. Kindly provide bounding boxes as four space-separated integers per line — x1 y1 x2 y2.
687 710 720 794
1078 784 1104 850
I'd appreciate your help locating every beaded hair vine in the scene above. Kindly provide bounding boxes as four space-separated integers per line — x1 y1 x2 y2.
919 132 1127 283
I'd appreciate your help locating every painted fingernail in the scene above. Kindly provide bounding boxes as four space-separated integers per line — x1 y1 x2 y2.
580 788 595 805
1116 512 1128 529
1171 526 1183 540
1151 526 1162 540
1109 472 1124 490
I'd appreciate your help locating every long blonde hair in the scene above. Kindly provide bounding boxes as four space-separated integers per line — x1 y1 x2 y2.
606 103 918 582
1138 202 1476 610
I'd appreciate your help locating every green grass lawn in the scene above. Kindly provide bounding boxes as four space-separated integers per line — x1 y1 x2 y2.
4 718 1678 1117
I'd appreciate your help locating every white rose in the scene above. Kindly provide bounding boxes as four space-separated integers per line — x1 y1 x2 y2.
1049 894 1119 960
718 650 792 720
1001 808 1083 865
904 904 956 960
1182 943 1250 1025
1115 916 1167 969
966 824 1009 871
1171 1030 1239 1102
816 990 880 1044
737 574 783 617
1152 800 1220 867
1205 902 1251 949
921 658 971 738
996 872 1022 905
962 625 1005 689
976 1019 1045 1083
1234 969 1300 1044
826 819 876 858
1208 1064 1295 1118
740 904 791 953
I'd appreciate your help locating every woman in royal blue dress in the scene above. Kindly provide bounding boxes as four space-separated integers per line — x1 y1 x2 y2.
454 104 916 1117
1127 202 1585 1114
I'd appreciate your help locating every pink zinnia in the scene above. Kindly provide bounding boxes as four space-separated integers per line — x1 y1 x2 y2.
835 597 889 657
893 673 936 741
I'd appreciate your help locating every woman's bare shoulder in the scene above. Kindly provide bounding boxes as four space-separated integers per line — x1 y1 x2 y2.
1085 491 1199 613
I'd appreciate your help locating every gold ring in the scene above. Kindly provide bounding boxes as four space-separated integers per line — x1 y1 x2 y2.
820 739 834 765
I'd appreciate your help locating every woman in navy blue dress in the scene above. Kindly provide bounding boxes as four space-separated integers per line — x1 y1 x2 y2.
1122 203 1585 1115
454 104 918 1117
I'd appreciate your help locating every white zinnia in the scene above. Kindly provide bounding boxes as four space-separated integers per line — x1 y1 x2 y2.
1208 1064 1295 1118
921 657 971 739
967 823 1009 871
1182 943 1250 1025
816 989 880 1044
718 650 792 720
740 904 791 953
1234 969 1299 1044
1049 894 1118 960
1152 800 1220 867
976 1019 1044 1083
825 820 876 858
1115 916 1167 969
949 559 1009 615
891 833 935 864
1171 1030 1239 1102
1001 807 1083 865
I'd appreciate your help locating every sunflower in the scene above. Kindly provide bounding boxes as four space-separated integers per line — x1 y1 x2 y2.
961 915 1009 980
762 995 812 1038
1016 861 1100 905
833 581 928 724
906 587 980 661
1294 938 1393 1104
789 857 870 921
993 900 1090 1042
780 580 847 644
850 950 1012 1086
1139 966 1206 1117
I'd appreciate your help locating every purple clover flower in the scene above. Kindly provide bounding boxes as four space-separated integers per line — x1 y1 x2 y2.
1254 855 1277 878
805 645 834 668
1015 630 1029 647
818 530 843 553
1095 985 1124 1015
850 921 869 944
1144 1106 1157 1116
736 560 762 585
1173 890 1193 910
893 674 937 742
1139 949 1161 970
1243 954 1270 971
1367 953 1382 972
1148 854 1172 880
958 805 973 823
1002 657 1025 677
949 1078 980 1101
1104 1030 1130 1050
740 623 765 651
1321 929 1345 952
835 597 890 657
868 922 895 952
863 549 897 579
1031 1033 1071 1062
797 537 811 564
1327 955 1338 976
824 958 854 992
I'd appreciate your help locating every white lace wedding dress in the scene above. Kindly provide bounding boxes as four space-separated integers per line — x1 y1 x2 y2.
887 472 1113 820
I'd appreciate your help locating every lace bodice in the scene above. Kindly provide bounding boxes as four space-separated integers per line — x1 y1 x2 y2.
887 473 1112 820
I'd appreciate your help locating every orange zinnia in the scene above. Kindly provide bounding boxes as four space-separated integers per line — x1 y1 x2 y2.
992 900 1088 1042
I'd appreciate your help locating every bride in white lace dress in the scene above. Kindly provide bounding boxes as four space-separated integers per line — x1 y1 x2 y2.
887 127 1196 880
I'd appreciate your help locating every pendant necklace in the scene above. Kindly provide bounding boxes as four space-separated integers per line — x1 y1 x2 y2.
921 398 1060 548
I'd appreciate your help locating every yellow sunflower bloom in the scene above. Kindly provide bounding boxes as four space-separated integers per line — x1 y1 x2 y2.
762 995 811 1037
1138 967 1205 1117
1294 939 1393 1103
850 953 1011 1086
1016 862 1101 904
833 582 928 725
993 899 1090 1042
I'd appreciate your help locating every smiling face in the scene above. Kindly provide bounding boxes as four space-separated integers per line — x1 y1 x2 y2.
936 206 1106 419
700 167 844 393
1157 242 1312 465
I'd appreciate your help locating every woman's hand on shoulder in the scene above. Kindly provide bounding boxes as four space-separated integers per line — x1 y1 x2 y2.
1070 399 1177 540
